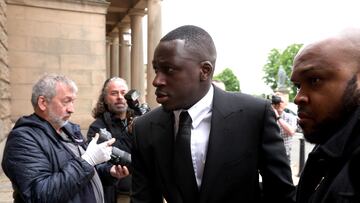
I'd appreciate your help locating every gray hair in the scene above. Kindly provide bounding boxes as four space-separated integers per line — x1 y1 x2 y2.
31 74 78 109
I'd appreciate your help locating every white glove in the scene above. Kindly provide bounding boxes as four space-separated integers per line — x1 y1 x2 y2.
82 133 115 166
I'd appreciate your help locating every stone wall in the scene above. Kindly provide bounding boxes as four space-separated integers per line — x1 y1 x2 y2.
7 0 109 131
0 0 11 172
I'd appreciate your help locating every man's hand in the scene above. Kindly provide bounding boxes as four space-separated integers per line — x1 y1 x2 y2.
81 133 115 166
110 165 130 179
127 116 135 134
272 104 280 118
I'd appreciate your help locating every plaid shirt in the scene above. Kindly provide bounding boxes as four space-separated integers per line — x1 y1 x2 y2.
279 111 298 160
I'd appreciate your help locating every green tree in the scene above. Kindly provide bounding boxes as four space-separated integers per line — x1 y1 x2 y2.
213 68 240 92
262 43 303 101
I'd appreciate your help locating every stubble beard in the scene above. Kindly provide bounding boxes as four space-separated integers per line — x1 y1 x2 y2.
48 109 68 130
304 76 360 144
108 103 127 115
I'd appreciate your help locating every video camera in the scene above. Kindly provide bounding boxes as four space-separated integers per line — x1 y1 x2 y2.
271 95 282 105
124 89 151 117
98 128 132 169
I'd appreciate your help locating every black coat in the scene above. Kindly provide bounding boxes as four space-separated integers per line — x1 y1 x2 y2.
87 112 133 203
87 112 132 153
1 114 112 203
296 107 360 203
131 87 296 203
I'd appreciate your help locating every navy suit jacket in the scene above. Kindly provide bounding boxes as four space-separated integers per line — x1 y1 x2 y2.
131 86 295 203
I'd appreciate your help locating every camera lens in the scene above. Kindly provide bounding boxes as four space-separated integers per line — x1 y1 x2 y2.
271 95 282 104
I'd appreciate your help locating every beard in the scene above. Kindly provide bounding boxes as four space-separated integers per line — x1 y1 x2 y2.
107 103 128 115
304 75 360 144
48 109 67 129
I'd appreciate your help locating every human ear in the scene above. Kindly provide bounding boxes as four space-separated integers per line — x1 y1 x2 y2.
356 72 360 89
38 96 47 111
200 61 213 81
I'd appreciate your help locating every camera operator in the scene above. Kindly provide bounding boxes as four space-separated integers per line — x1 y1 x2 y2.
87 77 133 203
271 91 298 162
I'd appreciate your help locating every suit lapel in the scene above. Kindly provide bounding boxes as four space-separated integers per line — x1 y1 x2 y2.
152 111 174 180
199 88 244 202
150 110 182 200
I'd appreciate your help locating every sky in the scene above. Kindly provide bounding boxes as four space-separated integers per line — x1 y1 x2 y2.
158 0 360 95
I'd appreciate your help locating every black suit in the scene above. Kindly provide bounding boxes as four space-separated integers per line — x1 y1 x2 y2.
131 87 295 203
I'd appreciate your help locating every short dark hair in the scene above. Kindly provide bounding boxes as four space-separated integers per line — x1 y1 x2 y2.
161 25 217 66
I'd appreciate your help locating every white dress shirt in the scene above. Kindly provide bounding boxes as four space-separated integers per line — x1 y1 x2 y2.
174 85 213 188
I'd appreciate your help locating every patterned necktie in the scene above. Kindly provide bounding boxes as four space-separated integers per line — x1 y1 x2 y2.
173 111 198 201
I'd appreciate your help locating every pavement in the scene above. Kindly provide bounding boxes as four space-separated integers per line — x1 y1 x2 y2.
290 133 315 184
0 134 314 202
0 172 12 203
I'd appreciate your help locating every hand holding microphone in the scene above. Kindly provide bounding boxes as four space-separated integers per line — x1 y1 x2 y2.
82 133 115 166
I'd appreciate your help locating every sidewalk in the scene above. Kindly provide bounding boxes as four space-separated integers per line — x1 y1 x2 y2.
0 173 12 203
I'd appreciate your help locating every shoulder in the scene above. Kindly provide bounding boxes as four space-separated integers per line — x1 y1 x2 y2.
89 116 106 128
217 88 267 102
132 106 169 128
135 107 166 120
87 117 105 137
214 90 270 111
9 115 49 141
8 125 38 142
87 116 106 132
5 122 52 155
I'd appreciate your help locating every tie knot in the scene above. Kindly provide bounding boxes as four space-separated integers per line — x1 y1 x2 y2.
179 111 192 126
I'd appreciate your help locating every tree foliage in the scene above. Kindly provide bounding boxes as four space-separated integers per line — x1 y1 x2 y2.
213 68 240 92
262 43 303 101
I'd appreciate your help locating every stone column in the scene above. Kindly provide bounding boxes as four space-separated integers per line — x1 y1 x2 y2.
147 0 162 108
110 29 119 77
129 9 145 103
118 24 131 85
106 36 111 78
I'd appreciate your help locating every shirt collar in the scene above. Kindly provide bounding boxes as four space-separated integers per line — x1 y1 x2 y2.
174 85 213 128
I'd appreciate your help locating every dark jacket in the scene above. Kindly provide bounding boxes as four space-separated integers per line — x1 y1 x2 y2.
131 86 295 203
1 114 111 203
296 107 360 202
87 111 132 153
87 112 133 203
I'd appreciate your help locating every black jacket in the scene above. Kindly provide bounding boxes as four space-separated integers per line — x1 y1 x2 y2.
1 114 112 203
296 107 360 202
87 111 132 153
87 112 133 203
131 86 295 203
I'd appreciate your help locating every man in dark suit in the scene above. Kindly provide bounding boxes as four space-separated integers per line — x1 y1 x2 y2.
130 25 295 203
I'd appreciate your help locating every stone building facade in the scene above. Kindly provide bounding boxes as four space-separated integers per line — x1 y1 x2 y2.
0 0 163 173
0 0 10 172
7 0 109 129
